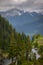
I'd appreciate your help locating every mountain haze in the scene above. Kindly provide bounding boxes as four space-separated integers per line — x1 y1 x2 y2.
0 8 43 37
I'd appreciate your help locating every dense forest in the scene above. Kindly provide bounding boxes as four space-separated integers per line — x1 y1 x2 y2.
0 16 43 65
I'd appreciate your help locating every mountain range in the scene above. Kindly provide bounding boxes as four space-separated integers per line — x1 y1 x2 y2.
0 8 43 37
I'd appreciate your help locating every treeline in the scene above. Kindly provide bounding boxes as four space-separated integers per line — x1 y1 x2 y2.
0 16 43 65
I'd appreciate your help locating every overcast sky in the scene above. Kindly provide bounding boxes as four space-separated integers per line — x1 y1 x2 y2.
0 0 43 13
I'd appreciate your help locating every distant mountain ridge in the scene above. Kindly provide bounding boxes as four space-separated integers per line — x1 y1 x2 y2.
0 8 43 37
0 8 24 16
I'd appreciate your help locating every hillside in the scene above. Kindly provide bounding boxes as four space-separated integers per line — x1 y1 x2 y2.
0 16 43 65
32 35 43 48
0 16 31 52
0 15 13 51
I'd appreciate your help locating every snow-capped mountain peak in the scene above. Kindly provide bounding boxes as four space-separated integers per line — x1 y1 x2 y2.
0 8 24 17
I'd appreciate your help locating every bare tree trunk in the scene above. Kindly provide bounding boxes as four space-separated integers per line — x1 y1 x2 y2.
12 57 13 63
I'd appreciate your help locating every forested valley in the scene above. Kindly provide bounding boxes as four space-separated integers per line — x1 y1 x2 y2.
0 16 43 65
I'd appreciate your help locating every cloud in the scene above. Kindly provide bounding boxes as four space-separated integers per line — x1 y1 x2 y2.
0 0 43 13
13 0 27 3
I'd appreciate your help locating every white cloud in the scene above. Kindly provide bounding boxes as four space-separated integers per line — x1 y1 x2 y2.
0 0 43 13
13 0 27 3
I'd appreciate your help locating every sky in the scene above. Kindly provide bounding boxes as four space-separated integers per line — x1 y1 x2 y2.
0 0 43 13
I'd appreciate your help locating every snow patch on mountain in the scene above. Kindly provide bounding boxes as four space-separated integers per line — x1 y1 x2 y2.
0 8 24 17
